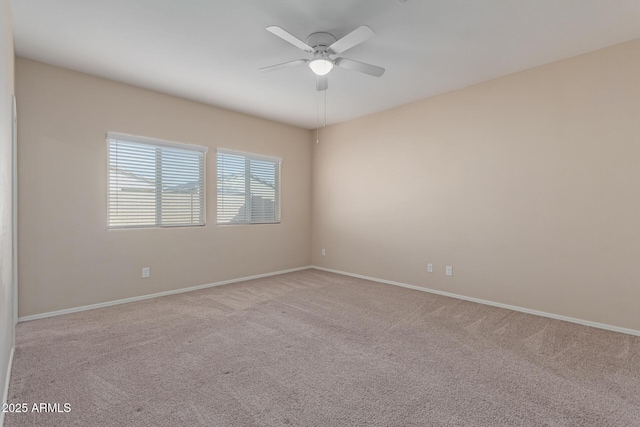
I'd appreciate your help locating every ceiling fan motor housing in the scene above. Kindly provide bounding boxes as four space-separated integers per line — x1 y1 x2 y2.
306 32 337 53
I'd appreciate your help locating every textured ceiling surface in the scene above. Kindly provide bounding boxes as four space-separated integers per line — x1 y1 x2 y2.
11 0 640 129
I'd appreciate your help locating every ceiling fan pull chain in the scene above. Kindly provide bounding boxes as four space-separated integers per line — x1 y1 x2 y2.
316 81 320 143
324 88 327 128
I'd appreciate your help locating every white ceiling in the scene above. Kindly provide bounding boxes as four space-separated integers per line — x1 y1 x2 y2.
10 0 640 129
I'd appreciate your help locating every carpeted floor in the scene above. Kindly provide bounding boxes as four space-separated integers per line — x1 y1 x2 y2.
5 269 640 426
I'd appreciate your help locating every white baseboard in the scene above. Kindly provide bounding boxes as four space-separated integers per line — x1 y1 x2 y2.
311 266 640 337
0 347 15 427
18 266 312 323
18 264 640 337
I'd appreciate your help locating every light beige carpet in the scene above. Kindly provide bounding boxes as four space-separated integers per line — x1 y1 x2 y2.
5 269 640 426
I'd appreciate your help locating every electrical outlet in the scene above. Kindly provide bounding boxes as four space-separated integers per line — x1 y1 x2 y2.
142 267 150 279
427 263 433 273
445 265 453 276
321 248 326 256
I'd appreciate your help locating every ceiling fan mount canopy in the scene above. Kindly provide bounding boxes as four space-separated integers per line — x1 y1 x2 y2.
260 25 385 91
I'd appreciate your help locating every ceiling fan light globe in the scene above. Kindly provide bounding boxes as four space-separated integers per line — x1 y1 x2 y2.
309 59 334 76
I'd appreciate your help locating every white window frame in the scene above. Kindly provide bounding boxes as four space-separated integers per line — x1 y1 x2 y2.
107 132 208 229
217 148 281 225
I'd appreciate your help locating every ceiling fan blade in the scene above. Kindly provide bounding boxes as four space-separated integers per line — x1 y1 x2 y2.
259 59 308 72
316 75 328 91
335 58 385 77
328 25 374 54
266 26 313 52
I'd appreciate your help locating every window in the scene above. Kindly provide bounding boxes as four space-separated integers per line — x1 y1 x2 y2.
107 132 208 229
217 149 281 224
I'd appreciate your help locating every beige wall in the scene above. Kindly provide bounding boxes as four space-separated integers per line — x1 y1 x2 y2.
312 39 640 331
1 0 15 409
16 58 312 317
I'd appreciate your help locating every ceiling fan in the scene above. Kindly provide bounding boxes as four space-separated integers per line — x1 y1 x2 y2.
260 25 385 91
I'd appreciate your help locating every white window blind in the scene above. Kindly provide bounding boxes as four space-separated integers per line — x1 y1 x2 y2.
217 149 281 224
107 132 208 229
